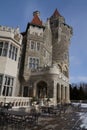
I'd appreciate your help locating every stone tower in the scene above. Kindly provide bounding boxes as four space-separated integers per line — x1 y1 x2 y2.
50 9 72 77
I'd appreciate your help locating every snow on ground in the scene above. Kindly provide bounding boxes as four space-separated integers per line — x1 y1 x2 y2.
81 103 87 108
78 103 87 129
72 102 87 108
72 103 87 129
79 112 87 129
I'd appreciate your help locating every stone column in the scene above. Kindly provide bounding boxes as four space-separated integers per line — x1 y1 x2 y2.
33 82 37 97
61 85 65 104
57 84 61 103
53 81 57 105
65 86 70 103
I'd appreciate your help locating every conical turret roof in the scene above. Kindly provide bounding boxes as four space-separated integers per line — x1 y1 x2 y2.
31 13 42 26
51 8 61 18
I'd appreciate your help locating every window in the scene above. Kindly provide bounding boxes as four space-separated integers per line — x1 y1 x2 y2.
0 75 3 84
37 43 40 51
29 57 39 69
9 44 18 61
0 41 8 57
30 41 35 50
2 76 14 96
0 42 3 56
0 75 3 95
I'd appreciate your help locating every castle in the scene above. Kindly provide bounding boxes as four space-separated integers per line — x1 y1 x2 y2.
0 9 72 105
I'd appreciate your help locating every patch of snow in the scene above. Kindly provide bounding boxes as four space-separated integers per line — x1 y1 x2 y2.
79 112 87 129
80 116 87 129
72 102 87 108
81 103 87 108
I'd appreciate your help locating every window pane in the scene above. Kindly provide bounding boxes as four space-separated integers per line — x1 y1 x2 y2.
37 43 40 51
9 50 11 58
30 58 32 63
6 87 9 96
5 76 7 85
11 78 14 86
0 75 3 84
10 44 12 50
2 49 7 56
2 86 6 96
15 48 18 53
33 58 35 63
0 42 3 47
4 42 8 48
0 48 2 56
9 87 12 96
7 77 10 85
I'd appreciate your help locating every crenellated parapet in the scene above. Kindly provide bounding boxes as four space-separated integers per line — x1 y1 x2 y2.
0 25 22 44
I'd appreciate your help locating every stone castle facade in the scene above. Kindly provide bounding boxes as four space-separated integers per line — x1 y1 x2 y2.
18 9 72 105
0 9 72 105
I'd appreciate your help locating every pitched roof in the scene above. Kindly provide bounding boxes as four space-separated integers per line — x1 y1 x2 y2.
31 14 42 26
51 9 61 17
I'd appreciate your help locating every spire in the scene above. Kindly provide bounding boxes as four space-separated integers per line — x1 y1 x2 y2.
51 8 61 18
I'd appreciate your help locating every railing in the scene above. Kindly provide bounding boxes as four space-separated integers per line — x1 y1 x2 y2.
0 96 32 107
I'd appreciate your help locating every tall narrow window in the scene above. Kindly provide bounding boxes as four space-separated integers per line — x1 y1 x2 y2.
9 43 18 61
37 43 40 51
0 75 3 95
0 41 8 57
2 76 14 96
0 42 3 56
2 42 8 56
31 41 35 50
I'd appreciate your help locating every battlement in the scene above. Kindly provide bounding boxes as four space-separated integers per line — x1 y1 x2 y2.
0 25 20 33
0 25 22 43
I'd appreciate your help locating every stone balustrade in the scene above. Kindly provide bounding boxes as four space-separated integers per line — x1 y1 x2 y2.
0 96 32 107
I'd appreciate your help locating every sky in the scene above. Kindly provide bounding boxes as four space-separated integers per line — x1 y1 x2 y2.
0 0 87 83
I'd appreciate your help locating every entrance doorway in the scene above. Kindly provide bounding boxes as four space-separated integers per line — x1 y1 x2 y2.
37 81 47 98
23 86 28 97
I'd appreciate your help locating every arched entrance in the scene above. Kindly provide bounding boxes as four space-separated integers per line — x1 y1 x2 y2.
37 81 47 98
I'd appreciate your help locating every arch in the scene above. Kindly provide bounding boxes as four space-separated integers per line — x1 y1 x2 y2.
37 81 47 98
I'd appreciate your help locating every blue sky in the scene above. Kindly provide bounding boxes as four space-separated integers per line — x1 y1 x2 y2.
0 0 87 83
